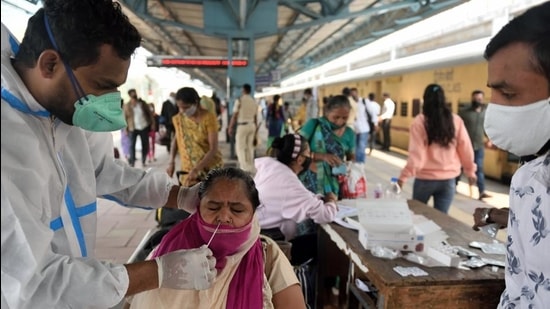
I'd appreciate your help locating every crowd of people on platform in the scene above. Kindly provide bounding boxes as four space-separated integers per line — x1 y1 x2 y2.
1 0 548 308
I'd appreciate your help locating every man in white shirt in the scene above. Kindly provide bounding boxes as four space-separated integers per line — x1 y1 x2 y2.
351 88 377 162
304 88 318 121
379 92 395 151
481 3 550 308
366 93 381 155
228 84 259 173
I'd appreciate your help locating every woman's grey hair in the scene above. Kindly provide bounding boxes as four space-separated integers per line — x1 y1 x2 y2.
324 95 351 113
198 167 260 210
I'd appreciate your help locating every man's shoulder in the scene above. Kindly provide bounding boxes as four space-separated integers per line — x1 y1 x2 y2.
241 95 257 105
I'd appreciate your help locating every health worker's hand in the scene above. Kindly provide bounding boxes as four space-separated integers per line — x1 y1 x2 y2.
177 183 201 211
156 245 216 290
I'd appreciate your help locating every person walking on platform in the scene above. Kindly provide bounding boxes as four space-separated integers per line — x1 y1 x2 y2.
304 88 318 122
366 93 381 155
265 94 285 148
147 102 159 163
397 84 477 214
160 92 178 151
458 90 493 200
0 1 217 308
228 84 259 173
482 3 550 307
351 88 377 162
282 101 293 134
343 87 357 132
379 92 395 151
124 88 153 167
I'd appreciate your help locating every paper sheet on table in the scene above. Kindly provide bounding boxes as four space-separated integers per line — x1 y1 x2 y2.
336 204 358 218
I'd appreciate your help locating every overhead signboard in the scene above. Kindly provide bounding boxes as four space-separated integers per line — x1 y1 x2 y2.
255 74 272 86
147 56 248 68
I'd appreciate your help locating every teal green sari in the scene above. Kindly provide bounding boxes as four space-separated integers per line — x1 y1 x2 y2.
299 117 355 196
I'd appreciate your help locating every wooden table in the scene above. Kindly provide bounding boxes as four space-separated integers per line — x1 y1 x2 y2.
316 199 505 309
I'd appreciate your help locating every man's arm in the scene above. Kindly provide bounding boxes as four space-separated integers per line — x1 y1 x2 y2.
228 111 238 136
228 99 240 136
167 138 178 177
124 261 159 296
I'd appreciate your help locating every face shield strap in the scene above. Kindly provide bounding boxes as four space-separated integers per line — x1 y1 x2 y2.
43 14 88 104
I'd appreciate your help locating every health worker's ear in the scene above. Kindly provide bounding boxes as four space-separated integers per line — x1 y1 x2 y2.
37 50 64 79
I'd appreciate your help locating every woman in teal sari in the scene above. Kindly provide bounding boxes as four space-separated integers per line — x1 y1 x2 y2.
299 95 356 197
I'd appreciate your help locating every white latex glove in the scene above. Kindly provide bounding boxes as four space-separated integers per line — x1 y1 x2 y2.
177 183 201 212
155 245 216 290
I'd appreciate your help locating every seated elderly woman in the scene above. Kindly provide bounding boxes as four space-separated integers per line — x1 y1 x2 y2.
128 167 306 309
255 134 338 244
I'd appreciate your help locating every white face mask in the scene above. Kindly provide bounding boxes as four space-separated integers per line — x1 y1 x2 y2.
484 98 550 156
185 105 197 117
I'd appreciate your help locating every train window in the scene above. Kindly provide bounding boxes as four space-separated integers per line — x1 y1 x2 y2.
412 99 421 117
400 101 408 117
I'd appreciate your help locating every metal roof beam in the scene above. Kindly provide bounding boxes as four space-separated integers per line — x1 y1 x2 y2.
275 0 416 36
322 0 353 16
123 0 222 88
280 0 322 19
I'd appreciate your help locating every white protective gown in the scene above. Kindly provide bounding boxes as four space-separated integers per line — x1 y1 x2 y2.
1 23 175 308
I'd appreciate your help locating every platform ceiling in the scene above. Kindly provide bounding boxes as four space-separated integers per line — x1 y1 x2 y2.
120 0 465 92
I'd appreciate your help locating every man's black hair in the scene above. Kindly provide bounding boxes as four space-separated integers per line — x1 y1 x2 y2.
471 90 484 96
15 0 141 69
484 2 550 84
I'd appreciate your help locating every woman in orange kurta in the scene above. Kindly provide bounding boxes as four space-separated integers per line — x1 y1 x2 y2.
398 84 476 214
167 87 223 186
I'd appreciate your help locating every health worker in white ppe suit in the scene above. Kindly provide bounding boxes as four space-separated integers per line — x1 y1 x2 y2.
482 2 550 308
0 1 216 308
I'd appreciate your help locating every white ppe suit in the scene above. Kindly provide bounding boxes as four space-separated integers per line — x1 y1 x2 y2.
1 23 174 308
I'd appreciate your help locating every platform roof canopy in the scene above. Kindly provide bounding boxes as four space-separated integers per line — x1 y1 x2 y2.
121 0 465 92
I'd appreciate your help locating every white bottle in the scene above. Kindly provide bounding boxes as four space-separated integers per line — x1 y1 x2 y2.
385 177 401 199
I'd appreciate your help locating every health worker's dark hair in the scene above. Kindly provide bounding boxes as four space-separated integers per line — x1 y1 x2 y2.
15 0 141 69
